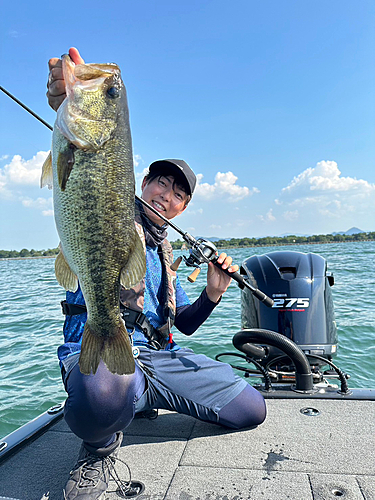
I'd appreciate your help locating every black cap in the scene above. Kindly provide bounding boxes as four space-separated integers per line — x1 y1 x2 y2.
148 159 196 195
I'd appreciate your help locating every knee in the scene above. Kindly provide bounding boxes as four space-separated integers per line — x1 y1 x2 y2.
67 364 125 413
239 385 267 428
218 385 267 430
249 391 267 427
64 362 143 435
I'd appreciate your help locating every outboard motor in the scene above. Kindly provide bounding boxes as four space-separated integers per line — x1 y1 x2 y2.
240 251 337 371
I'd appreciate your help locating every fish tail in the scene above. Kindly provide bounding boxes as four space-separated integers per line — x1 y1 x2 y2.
79 322 135 375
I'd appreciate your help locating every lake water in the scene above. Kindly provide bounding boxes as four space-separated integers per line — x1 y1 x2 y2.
0 241 374 438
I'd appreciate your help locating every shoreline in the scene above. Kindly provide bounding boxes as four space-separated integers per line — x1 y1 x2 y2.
217 238 375 249
173 238 375 251
0 255 56 261
1 239 374 261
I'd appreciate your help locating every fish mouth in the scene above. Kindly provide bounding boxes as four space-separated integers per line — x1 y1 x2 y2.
57 56 122 150
62 55 120 96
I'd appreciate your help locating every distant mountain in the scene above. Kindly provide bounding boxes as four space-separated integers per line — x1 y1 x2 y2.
279 233 309 238
196 236 221 241
332 227 365 236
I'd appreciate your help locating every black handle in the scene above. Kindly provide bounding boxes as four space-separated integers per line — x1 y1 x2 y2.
212 259 274 307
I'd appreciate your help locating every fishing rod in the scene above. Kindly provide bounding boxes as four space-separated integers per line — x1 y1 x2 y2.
0 86 53 131
135 196 274 306
0 85 274 307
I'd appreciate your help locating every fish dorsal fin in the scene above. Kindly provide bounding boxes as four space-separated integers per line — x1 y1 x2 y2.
55 247 78 292
120 230 146 289
40 151 53 189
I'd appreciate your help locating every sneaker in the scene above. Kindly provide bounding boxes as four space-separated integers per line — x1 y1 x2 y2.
63 431 123 499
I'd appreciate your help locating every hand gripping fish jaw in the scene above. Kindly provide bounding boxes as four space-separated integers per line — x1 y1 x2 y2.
135 195 274 307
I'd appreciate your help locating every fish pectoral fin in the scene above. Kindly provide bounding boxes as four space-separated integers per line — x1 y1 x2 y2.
41 151 53 189
57 143 76 191
120 231 147 289
79 321 135 375
55 248 78 292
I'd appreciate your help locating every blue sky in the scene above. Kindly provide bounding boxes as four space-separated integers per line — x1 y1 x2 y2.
1 0 374 250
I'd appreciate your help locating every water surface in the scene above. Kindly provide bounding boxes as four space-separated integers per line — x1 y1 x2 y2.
1 241 374 437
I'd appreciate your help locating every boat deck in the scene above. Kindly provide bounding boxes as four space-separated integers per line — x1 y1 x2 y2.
0 398 374 500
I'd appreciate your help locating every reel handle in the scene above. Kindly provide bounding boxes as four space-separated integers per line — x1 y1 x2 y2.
212 259 274 307
188 267 201 283
171 256 183 271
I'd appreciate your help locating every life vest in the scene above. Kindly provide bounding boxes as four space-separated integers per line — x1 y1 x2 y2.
119 221 177 339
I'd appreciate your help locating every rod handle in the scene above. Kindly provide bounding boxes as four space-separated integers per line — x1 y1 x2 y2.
212 260 274 307
188 267 201 283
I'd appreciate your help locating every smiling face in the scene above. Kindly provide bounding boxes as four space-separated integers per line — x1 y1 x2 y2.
141 175 189 225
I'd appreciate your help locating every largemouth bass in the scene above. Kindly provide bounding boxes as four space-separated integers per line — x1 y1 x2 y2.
41 55 146 375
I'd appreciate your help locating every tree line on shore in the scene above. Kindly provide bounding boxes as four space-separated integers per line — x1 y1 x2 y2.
1 231 374 258
0 247 59 259
170 231 375 250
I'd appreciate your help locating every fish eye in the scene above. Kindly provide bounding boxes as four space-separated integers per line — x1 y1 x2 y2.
107 87 120 98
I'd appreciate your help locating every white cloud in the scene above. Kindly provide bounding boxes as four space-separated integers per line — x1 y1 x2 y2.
258 209 276 223
133 154 142 168
136 166 149 180
195 171 259 202
283 210 299 221
0 151 49 198
186 208 203 216
282 160 374 197
22 197 53 216
278 160 375 220
9 30 22 38
231 219 249 228
0 152 53 215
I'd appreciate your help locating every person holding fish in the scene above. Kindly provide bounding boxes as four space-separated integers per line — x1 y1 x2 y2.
46 47 266 499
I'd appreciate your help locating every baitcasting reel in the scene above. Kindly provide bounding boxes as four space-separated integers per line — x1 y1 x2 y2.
180 238 219 283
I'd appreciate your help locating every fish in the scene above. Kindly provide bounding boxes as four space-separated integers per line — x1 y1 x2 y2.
41 55 146 375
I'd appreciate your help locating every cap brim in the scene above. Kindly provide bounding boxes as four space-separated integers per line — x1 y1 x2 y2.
149 161 192 195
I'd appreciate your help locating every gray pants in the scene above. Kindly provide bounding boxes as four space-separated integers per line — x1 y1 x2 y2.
62 346 266 448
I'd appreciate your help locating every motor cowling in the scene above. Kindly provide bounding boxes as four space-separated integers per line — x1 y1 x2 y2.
240 251 337 366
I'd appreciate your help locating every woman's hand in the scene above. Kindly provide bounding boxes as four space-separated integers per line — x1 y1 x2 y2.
205 253 239 303
46 47 84 111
